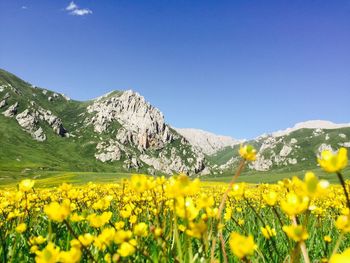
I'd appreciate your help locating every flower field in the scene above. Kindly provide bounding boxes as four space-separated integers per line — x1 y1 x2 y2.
0 146 350 262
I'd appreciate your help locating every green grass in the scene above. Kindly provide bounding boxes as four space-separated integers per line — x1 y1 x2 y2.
0 170 130 188
2 165 349 188
203 166 350 184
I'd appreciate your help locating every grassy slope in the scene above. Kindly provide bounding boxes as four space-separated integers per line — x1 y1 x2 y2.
208 128 350 171
0 69 194 180
0 69 130 174
0 170 130 188
204 167 350 184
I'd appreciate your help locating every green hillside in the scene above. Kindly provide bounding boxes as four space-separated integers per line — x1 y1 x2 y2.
0 69 202 178
1 68 349 185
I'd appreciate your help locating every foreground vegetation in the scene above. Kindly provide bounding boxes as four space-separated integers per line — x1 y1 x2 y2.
0 146 350 262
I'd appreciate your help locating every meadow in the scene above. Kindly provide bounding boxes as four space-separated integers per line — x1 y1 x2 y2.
0 146 350 262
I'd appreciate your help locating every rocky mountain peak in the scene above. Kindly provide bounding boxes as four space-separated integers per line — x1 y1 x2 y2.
271 120 350 137
86 89 170 150
174 128 242 155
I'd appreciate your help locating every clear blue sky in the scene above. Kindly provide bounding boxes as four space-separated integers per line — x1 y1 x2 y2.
1 1 349 139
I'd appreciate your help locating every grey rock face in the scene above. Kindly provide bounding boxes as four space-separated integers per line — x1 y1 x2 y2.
16 109 37 131
33 127 46 141
15 109 47 141
95 141 122 162
0 99 7 108
3 93 10 100
139 146 206 175
37 107 67 136
116 128 135 145
7 104 68 141
249 155 273 171
123 156 142 170
3 102 18 117
87 90 170 150
62 94 71 101
174 128 241 155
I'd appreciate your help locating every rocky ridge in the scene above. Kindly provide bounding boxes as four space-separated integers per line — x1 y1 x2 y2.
84 90 207 175
212 121 350 173
174 128 242 155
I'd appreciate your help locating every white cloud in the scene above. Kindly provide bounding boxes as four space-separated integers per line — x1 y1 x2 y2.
70 8 92 16
65 1 92 16
21 6 27 9
66 2 78 11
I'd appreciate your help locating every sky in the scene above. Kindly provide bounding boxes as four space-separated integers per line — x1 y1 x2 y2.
0 0 349 139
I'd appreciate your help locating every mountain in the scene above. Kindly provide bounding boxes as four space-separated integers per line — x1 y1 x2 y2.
0 69 207 176
173 128 242 155
270 120 350 137
209 120 350 174
1 68 349 177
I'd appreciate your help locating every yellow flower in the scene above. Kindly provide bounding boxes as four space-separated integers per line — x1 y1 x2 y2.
303 172 329 197
280 192 309 216
70 213 85 222
318 147 348 173
224 207 232 222
229 183 246 198
197 194 215 209
114 230 132 244
165 174 200 198
283 225 309 242
175 197 199 220
263 191 278 206
94 228 116 249
336 215 350 233
229 232 256 259
324 235 332 243
87 211 112 228
78 233 94 246
330 248 350 263
117 242 136 257
30 245 39 254
15 223 27 233
92 195 113 210
104 253 111 263
178 224 186 232
120 204 133 219
185 221 207 239
35 242 60 263
129 215 137 224
261 225 276 239
19 179 35 192
59 247 81 263
30 235 46 245
115 221 125 230
238 219 245 226
133 222 148 237
130 174 154 192
239 144 257 161
44 201 70 222
154 227 163 237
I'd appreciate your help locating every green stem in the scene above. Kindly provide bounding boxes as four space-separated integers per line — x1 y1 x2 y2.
210 160 246 263
63 220 97 263
331 232 344 256
173 200 183 262
336 172 350 209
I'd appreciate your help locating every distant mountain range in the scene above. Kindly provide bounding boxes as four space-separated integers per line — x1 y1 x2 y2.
0 68 349 176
